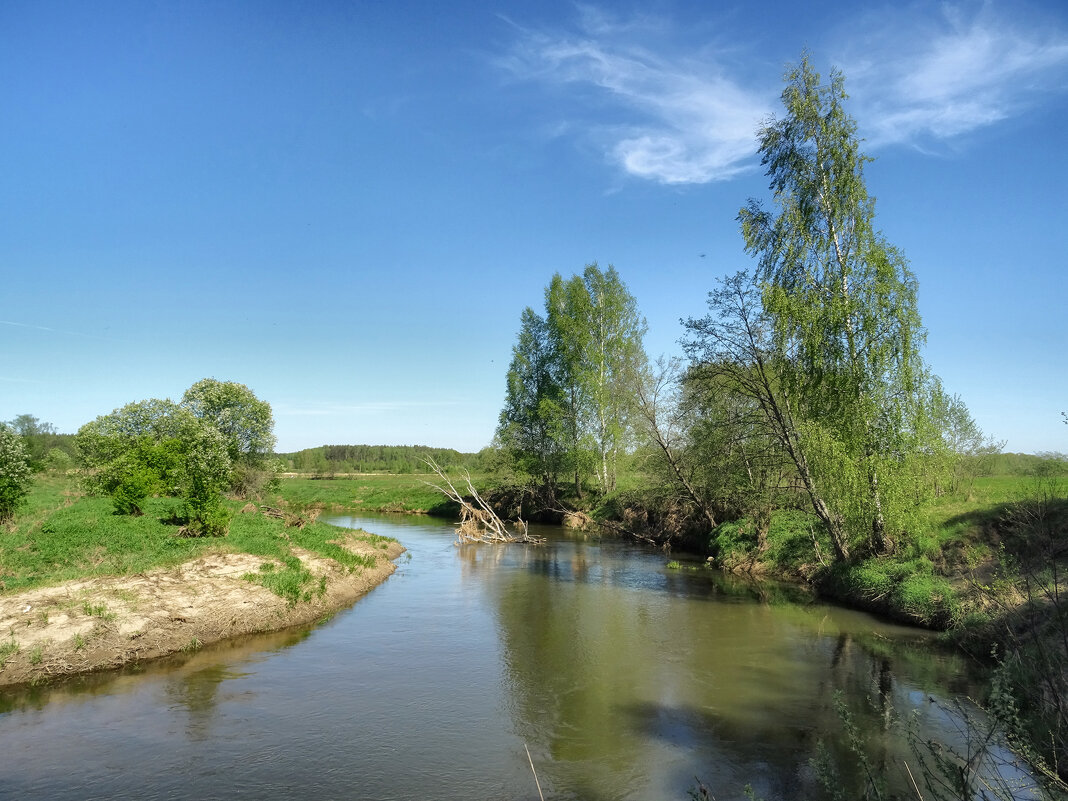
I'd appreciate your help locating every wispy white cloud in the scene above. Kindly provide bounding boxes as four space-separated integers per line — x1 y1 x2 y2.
834 3 1068 147
501 4 1068 182
501 11 773 184
0 320 119 341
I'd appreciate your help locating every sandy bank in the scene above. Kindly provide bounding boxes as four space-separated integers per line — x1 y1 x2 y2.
0 534 405 687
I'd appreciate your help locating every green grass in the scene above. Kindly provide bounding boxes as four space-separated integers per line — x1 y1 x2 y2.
243 557 324 607
82 601 115 621
276 474 461 515
0 638 18 663
0 474 397 605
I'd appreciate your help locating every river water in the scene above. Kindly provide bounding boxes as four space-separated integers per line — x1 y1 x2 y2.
0 514 1006 800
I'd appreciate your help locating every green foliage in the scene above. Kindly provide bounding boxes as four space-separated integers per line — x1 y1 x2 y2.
0 473 395 597
180 378 275 465
497 306 568 493
496 264 647 502
178 498 232 537
739 55 935 557
5 414 75 471
280 444 475 476
43 447 74 473
0 425 33 522
111 465 160 515
709 517 760 565
74 379 274 530
679 58 959 562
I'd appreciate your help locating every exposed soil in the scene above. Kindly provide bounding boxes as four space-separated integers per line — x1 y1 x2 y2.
0 535 405 687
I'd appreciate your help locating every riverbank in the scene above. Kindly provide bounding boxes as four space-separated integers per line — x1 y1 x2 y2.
0 533 404 687
0 476 406 687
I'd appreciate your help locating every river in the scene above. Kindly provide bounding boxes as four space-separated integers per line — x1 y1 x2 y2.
0 514 1019 800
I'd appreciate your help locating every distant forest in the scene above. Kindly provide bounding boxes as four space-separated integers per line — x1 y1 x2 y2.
278 444 479 475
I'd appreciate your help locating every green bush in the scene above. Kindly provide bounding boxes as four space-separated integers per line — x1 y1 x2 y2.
180 500 231 537
0 425 32 522
43 447 74 473
111 467 159 515
709 517 759 564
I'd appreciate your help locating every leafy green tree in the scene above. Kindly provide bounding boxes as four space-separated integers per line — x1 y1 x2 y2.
180 379 275 464
497 265 648 502
0 424 32 522
181 379 277 496
496 306 568 496
684 272 849 557
570 264 647 493
75 399 186 495
736 55 934 556
545 272 595 497
174 420 232 536
6 414 63 471
43 447 74 473
545 264 647 495
75 379 272 529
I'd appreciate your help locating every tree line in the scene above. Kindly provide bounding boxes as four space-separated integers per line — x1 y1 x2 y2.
280 444 477 475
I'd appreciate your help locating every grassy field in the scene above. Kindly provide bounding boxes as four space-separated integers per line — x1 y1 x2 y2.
276 474 464 516
0 474 397 605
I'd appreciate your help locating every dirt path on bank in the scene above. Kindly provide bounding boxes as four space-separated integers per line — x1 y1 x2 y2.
0 535 405 687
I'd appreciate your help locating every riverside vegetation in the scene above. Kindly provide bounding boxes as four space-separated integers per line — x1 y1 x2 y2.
0 380 401 685
483 57 1068 796
2 56 1066 797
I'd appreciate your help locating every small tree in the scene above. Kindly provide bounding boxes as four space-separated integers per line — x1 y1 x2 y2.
0 424 32 522
175 420 232 536
496 306 568 499
181 379 277 496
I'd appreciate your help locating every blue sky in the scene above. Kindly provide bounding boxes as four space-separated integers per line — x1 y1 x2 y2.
2 0 1066 455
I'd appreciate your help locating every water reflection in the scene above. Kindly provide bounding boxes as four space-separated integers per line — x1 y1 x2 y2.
483 529 982 800
0 514 1007 801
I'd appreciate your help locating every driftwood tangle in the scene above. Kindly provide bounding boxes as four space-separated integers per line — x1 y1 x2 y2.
422 458 544 545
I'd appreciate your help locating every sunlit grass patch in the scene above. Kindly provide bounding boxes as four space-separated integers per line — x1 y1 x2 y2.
1 474 400 608
243 557 323 607
276 475 460 515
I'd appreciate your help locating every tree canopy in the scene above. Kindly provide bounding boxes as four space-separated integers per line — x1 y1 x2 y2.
497 264 647 499
181 379 275 464
0 424 32 522
685 56 941 560
75 379 275 533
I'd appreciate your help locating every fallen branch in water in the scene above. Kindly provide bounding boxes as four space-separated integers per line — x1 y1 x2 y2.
421 457 544 545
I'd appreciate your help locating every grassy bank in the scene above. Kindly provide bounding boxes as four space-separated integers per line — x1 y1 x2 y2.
0 474 398 605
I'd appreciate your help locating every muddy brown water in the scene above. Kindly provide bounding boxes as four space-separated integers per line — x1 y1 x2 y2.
0 515 1026 799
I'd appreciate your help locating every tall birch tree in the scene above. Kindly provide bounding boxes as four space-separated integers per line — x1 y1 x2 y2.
737 55 932 555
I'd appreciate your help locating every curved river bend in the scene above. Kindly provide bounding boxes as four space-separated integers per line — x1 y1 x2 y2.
0 514 999 800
